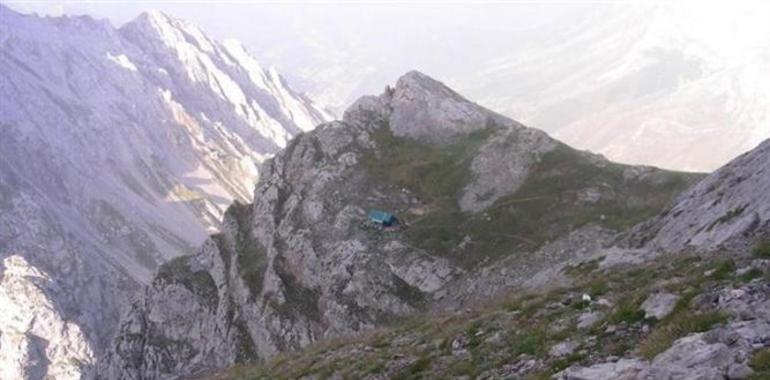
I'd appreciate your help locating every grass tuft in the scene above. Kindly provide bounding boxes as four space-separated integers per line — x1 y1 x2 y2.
754 240 770 259
711 259 735 281
608 299 645 325
637 311 727 359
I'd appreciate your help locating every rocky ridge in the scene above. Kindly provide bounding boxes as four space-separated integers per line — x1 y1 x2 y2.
0 5 331 379
207 133 770 380
101 71 697 379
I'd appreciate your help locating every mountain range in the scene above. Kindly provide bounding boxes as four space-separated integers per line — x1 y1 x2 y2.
102 71 770 380
0 6 330 379
98 70 752 379
2 4 770 380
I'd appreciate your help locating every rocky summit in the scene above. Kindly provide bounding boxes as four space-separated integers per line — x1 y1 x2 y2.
99 71 718 379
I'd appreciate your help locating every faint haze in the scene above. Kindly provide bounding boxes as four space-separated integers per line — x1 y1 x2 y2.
6 1 766 108
3 1 603 103
5 0 770 171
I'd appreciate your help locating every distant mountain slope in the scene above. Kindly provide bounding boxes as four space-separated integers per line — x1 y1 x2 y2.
251 2 769 172
459 3 770 172
0 5 330 379
100 71 697 379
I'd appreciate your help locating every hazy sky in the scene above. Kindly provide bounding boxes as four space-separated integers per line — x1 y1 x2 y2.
4 0 768 171
4 1 594 30
3 1 596 88
7 1 762 104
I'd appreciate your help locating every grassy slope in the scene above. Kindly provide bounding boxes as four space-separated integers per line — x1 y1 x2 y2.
361 124 700 268
183 123 712 378
211 246 770 380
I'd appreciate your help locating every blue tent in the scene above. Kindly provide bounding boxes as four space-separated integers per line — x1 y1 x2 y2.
368 210 396 226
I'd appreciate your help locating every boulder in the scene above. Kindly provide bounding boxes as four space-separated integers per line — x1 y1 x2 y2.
651 334 735 378
641 292 680 320
550 340 578 358
556 358 650 380
577 311 603 329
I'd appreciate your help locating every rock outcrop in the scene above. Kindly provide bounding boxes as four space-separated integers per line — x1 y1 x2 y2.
0 256 94 380
628 139 770 253
101 71 696 378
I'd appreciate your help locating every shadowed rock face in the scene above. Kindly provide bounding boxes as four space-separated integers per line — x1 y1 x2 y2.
101 70 697 379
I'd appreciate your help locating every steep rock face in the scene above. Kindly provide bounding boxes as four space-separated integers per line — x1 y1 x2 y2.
102 72 696 378
101 121 450 378
382 71 516 142
627 139 770 252
0 5 330 379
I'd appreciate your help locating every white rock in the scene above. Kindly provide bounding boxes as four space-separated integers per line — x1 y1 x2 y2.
641 292 680 320
549 340 577 358
599 248 659 270
556 358 650 379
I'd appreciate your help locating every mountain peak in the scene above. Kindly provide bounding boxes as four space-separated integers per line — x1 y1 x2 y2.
131 9 172 30
344 70 516 143
394 70 455 95
124 9 215 52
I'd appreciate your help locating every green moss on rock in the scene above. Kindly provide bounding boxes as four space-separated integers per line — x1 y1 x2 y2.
155 256 218 310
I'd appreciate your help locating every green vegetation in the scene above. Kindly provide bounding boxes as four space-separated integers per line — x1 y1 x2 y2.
707 204 748 231
754 240 770 259
391 356 433 380
749 348 770 379
217 250 768 380
154 256 218 310
361 123 492 203
211 123 752 380
361 124 697 268
607 298 645 325
750 348 770 371
272 256 321 322
739 268 764 282
637 310 726 359
225 201 269 301
508 327 548 356
711 259 736 281
586 277 609 297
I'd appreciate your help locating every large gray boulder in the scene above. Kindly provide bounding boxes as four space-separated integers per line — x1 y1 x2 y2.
556 358 650 380
641 292 680 320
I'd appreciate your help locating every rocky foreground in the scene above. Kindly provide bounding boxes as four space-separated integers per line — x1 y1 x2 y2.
213 244 770 380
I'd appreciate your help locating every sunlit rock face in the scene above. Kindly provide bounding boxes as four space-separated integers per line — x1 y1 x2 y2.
0 5 331 378
0 256 94 380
